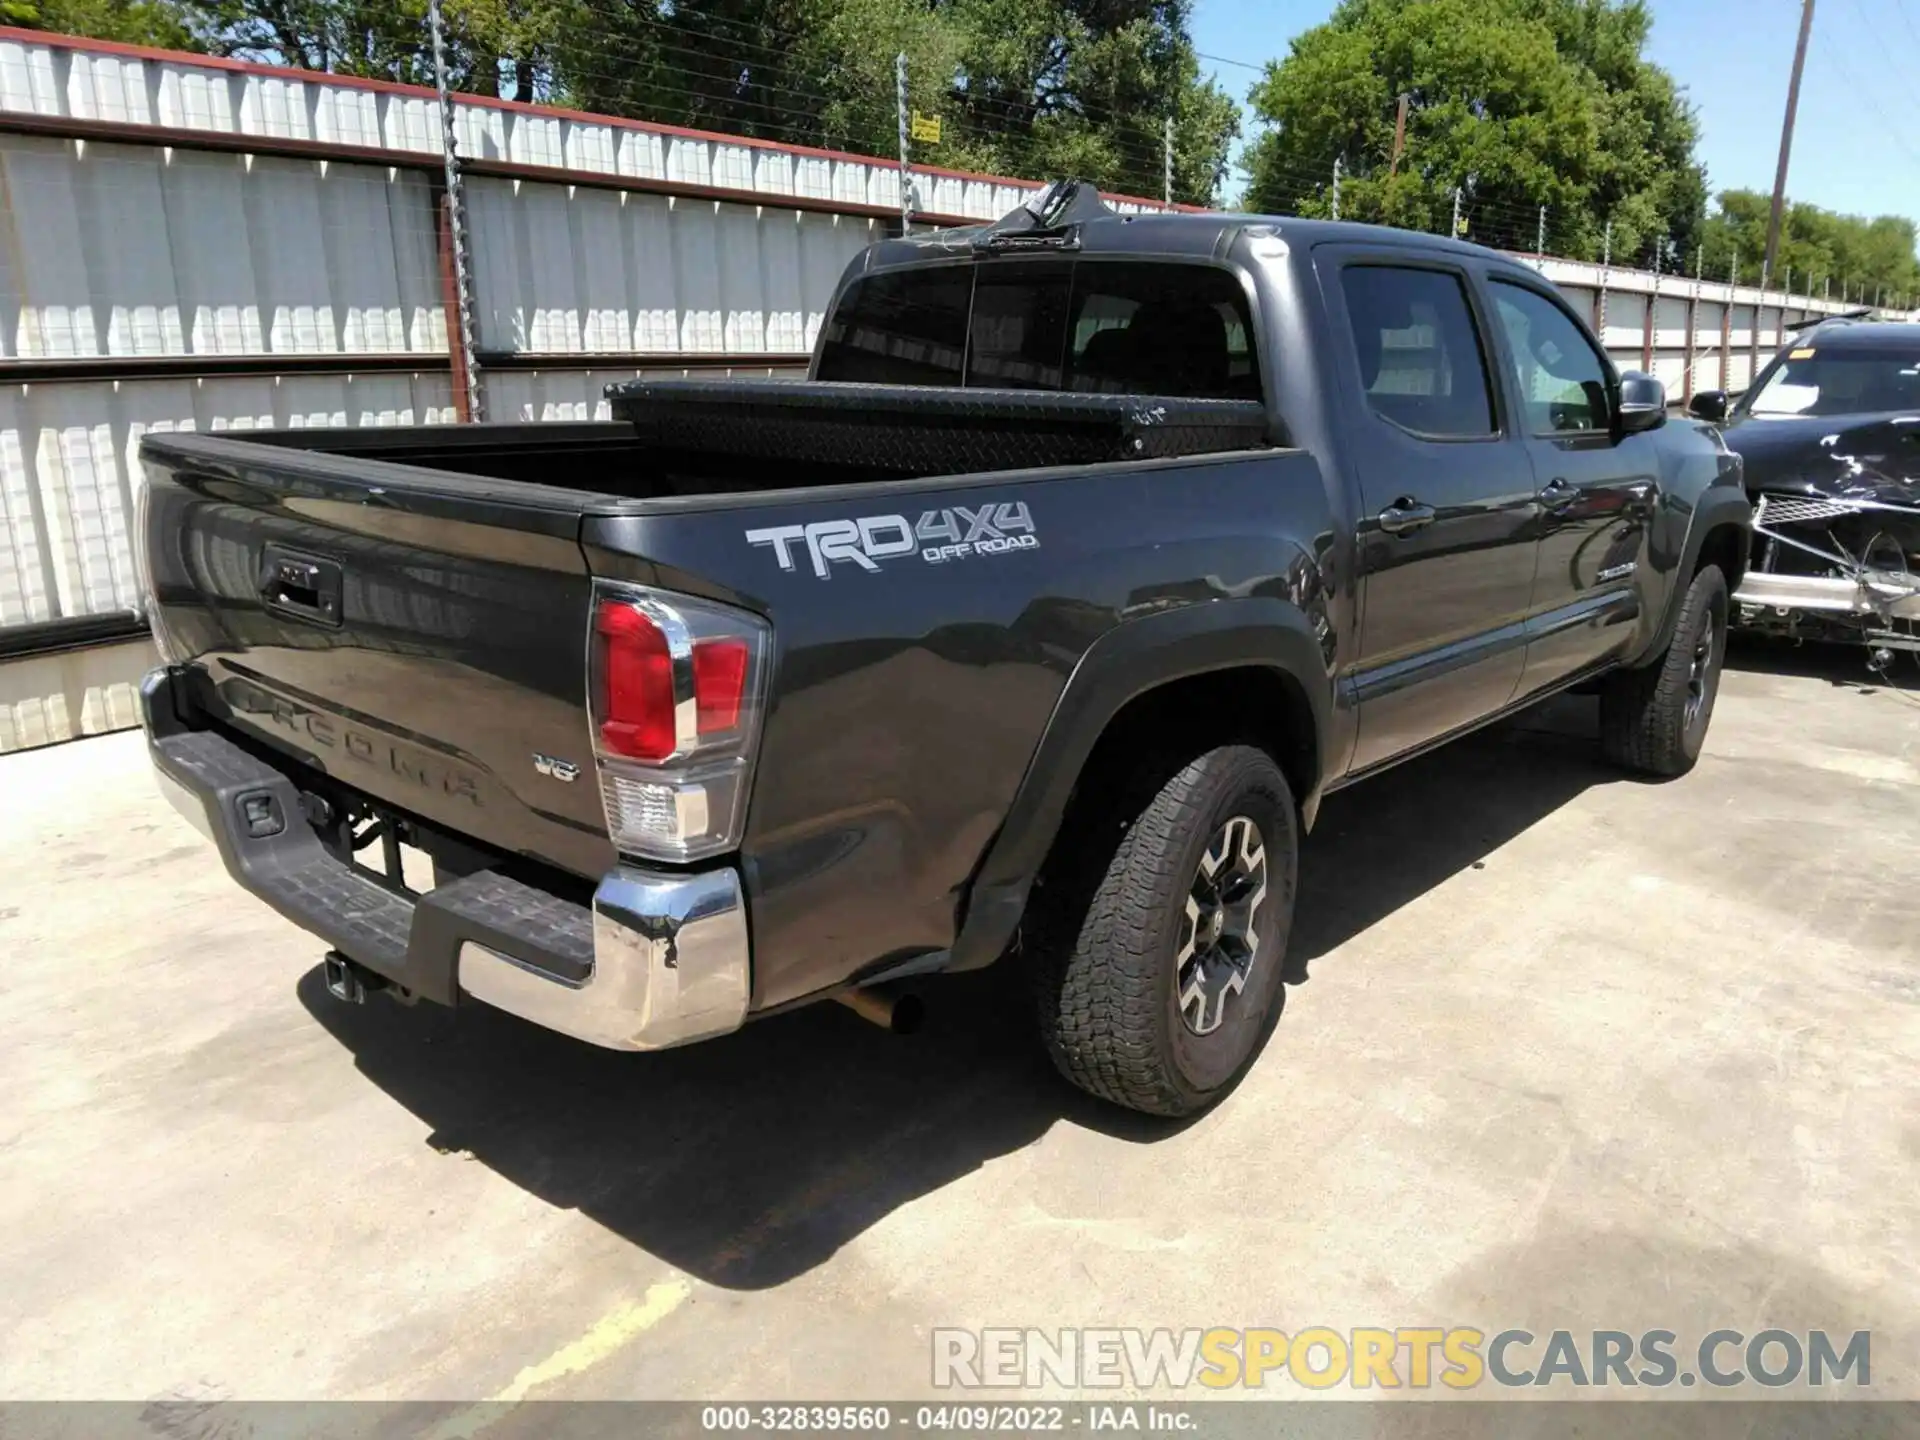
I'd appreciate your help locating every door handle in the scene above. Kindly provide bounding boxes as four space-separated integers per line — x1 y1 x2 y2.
1539 477 1579 508
1377 500 1436 536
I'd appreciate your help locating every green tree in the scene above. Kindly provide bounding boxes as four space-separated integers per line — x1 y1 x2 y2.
19 0 1237 203
4 0 203 49
551 0 1239 205
934 0 1240 203
1241 0 1704 261
1701 189 1920 303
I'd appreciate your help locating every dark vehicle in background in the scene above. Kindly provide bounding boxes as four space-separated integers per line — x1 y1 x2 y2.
1689 319 1920 664
136 186 1749 1118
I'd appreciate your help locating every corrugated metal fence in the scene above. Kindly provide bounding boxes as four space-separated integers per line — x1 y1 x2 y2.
0 26 1911 750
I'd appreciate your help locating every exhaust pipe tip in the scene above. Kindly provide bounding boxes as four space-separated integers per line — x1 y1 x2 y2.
835 985 924 1035
889 991 926 1036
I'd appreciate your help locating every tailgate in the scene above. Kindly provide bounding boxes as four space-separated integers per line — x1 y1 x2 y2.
139 434 616 880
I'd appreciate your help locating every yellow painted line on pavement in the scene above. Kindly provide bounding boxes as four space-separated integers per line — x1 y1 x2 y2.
496 1278 692 1401
426 1278 693 1438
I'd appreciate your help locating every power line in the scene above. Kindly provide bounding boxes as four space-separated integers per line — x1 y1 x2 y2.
1195 51 1268 73
1814 0 1920 168
1882 0 1920 55
1826 0 1920 164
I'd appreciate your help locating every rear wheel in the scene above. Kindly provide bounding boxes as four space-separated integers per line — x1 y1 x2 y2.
1599 564 1729 777
1030 744 1298 1117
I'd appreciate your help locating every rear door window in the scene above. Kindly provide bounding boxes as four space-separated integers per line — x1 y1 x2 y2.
1340 265 1499 439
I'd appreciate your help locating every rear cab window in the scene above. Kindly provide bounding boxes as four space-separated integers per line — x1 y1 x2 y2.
816 259 1262 401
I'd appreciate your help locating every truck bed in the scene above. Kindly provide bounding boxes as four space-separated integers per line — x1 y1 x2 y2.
228 381 1272 502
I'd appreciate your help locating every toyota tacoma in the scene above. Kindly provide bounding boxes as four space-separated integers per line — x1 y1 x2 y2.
136 184 1749 1116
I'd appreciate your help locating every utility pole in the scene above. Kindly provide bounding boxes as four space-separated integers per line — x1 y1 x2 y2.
1331 157 1342 221
1164 115 1174 207
1765 0 1817 281
1450 187 1462 239
1388 93 1410 176
895 52 913 235
1537 206 1546 256
429 0 481 422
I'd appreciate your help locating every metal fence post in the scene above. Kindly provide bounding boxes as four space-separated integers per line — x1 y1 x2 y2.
1643 237 1664 373
1684 246 1702 404
429 0 482 422
896 53 913 235
1596 220 1612 337
1164 115 1174 207
1721 252 1735 392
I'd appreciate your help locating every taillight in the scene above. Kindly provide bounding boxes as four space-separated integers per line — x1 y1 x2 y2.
692 638 748 734
587 583 771 862
593 601 676 762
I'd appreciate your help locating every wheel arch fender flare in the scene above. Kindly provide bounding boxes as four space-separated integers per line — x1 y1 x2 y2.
1637 485 1752 665
947 595 1335 971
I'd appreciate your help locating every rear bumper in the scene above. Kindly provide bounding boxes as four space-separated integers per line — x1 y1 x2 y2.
140 667 750 1052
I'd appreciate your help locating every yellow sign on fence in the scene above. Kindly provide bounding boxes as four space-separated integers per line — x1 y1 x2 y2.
910 111 942 144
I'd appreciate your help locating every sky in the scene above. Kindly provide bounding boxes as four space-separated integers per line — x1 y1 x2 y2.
1190 0 1920 225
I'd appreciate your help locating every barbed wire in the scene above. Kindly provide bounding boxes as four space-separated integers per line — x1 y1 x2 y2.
9 3 1913 309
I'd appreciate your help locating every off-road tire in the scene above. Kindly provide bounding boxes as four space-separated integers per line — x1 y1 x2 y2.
1599 564 1729 777
1030 744 1298 1117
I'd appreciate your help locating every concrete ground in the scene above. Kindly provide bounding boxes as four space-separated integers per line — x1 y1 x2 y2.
2 642 1917 1407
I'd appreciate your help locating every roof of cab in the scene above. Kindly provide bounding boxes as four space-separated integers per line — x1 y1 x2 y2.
860 208 1513 272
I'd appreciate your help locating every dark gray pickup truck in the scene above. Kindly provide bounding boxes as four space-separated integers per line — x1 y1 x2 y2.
137 184 1749 1116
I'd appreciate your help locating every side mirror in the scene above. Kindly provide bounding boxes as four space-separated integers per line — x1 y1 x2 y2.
1688 389 1730 424
1617 371 1667 435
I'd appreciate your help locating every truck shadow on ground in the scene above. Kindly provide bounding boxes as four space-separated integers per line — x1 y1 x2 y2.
1288 689 1616 978
301 692 1618 1292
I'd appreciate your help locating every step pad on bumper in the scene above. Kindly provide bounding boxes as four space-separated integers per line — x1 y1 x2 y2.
151 728 587 1003
145 671 751 1052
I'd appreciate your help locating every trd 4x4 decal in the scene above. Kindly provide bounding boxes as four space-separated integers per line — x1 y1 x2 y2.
746 502 1038 578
